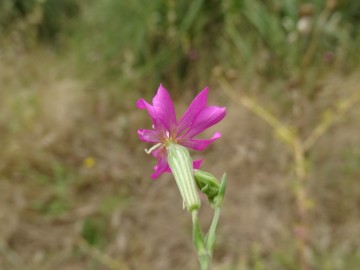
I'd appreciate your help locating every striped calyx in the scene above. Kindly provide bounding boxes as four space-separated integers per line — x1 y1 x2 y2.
166 143 201 211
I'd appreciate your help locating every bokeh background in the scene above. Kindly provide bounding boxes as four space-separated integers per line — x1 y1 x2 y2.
1 0 360 269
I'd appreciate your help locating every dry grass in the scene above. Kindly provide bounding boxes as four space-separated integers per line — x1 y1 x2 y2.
1 45 360 270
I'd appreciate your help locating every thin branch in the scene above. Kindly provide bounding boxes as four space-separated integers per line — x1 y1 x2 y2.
219 77 295 147
303 90 360 151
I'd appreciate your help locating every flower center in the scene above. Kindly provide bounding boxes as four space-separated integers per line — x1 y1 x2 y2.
145 130 178 155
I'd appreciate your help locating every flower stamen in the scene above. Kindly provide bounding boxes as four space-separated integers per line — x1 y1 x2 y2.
145 143 162 154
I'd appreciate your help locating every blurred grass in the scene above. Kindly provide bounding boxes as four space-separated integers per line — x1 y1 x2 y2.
1 0 360 269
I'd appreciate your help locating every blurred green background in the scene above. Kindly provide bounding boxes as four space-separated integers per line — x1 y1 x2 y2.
1 0 360 269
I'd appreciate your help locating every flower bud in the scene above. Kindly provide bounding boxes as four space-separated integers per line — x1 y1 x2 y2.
167 143 201 211
194 170 227 208
194 170 220 204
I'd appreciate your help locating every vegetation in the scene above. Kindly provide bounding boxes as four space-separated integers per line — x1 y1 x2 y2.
1 1 360 269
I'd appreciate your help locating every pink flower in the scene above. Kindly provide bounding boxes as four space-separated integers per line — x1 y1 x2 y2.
137 84 226 179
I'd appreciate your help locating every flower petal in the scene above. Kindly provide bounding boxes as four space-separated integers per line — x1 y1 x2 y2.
152 155 171 179
136 98 150 110
150 144 166 158
136 98 166 133
138 129 161 143
181 132 222 151
176 87 208 135
152 84 177 131
183 106 226 138
193 159 204 169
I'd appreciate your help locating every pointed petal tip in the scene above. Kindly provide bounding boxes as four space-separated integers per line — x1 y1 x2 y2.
151 173 158 179
150 155 171 179
193 159 204 169
157 83 169 95
151 166 171 179
201 86 209 94
212 131 222 138
136 98 147 109
218 106 227 115
152 84 177 131
198 87 209 100
151 165 162 179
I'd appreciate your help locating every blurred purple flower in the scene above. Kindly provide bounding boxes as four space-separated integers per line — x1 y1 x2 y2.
137 84 226 179
323 51 334 64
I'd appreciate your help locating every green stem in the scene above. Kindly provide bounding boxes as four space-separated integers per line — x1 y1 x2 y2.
190 174 226 270
192 210 210 270
205 207 221 255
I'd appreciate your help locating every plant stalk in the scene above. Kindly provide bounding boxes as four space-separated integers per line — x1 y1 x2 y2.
192 210 210 270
